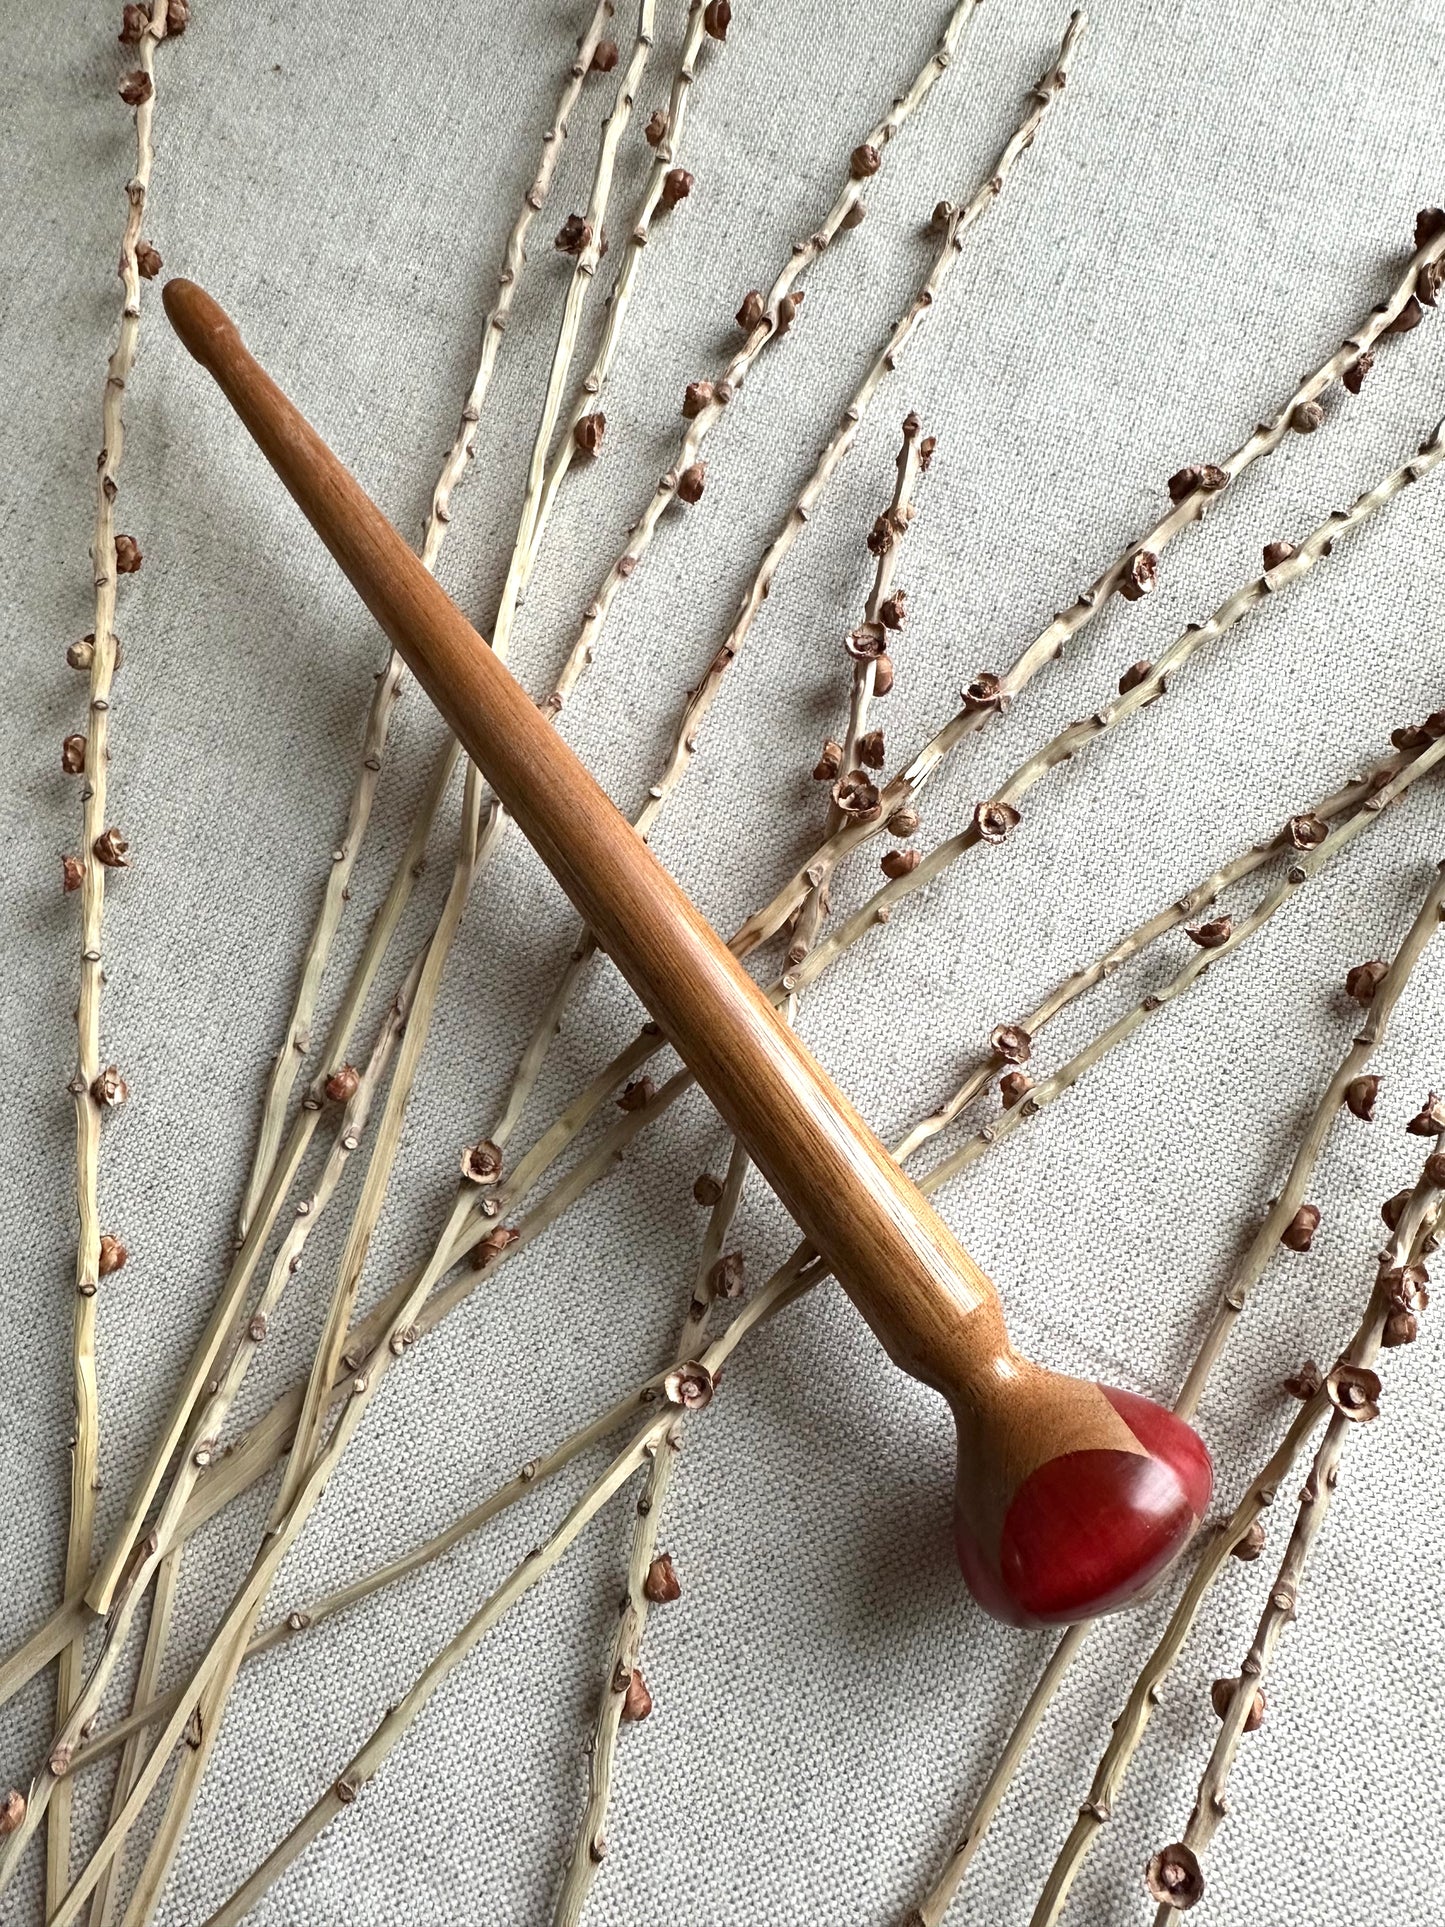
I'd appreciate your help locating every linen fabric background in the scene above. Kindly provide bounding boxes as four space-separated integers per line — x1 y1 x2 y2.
2 1 1443 1921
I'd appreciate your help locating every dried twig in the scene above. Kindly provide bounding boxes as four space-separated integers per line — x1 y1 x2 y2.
733 216 1445 960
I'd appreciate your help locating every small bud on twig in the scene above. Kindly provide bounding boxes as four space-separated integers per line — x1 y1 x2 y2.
812 739 842 782
1418 259 1445 308
676 462 706 504
1405 1091 1445 1137
990 1024 1032 1065
849 143 881 180
710 1251 745 1300
1383 1309 1419 1348
682 380 713 418
999 1070 1031 1109
881 849 919 881
1286 812 1328 850
644 108 668 147
845 621 886 661
775 290 803 335
119 4 149 41
1342 350 1374 394
840 200 866 231
62 855 84 893
1262 540 1296 570
872 653 895 697
617 1076 656 1113
1290 400 1324 434
1281 1359 1323 1400
879 589 908 632
664 1360 714 1410
1118 550 1157 601
1381 1188 1411 1231
114 533 142 573
1344 1076 1380 1122
1145 1842 1205 1911
857 729 884 770
620 1670 652 1721
736 289 765 332
0 1789 24 1837
118 70 153 107
1345 959 1389 1005
1280 1203 1321 1252
1385 294 1423 336
973 800 1020 843
590 38 619 71
1326 1362 1381 1422
67 636 96 671
555 213 592 256
887 806 920 838
1424 1151 1445 1188
831 770 881 821
1117 660 1152 695
660 167 693 210
702 0 730 39
574 412 606 457
61 735 87 775
1210 1677 1266 1730
643 1552 681 1603
93 826 130 868
324 1064 360 1105
1186 916 1232 949
692 1172 722 1207
1232 1518 1267 1560
98 1235 127 1276
165 0 189 29
134 240 162 279
470 1224 520 1271
461 1138 502 1184
91 1066 129 1109
1166 463 1227 504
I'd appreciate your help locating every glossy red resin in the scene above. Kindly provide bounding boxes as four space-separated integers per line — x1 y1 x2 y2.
955 1385 1213 1628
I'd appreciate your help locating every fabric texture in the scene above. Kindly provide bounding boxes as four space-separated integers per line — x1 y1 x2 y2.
2 1 1444 1921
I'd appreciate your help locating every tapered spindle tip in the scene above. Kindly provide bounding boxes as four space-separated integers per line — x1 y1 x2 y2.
162 277 241 374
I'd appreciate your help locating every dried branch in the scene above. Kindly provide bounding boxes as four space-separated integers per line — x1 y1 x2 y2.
734 215 1445 959
1152 1146 1445 1922
787 422 1445 999
53 1 177 1908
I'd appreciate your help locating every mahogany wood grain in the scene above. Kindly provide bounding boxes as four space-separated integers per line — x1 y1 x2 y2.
163 279 1211 1625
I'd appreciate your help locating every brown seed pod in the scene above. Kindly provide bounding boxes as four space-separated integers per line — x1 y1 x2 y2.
1416 206 1445 247
1345 958 1389 1005
1210 1678 1266 1730
1262 540 1296 570
929 198 955 232
812 738 843 782
676 462 706 504
93 826 130 868
1424 1150 1445 1188
710 1251 745 1300
1385 1264 1429 1314
1405 1091 1445 1137
1166 463 1227 504
849 143 881 180
832 770 881 821
880 849 919 881
1186 915 1232 950
590 38 619 71
1281 1359 1323 1400
1342 350 1374 394
91 1065 129 1109
1285 812 1328 850
775 290 803 335
872 653 895 697
1418 259 1445 308
165 0 189 29
1145 1842 1205 1911
66 636 96 671
0 1789 25 1837
663 1360 714 1410
974 800 1021 844
62 855 84 893
573 412 606 457
1118 549 1158 601
644 107 669 147
620 1670 652 1722
460 1137 502 1184
1383 1309 1419 1348
1290 399 1324 434
918 435 937 470
840 200 866 232
1231 1518 1267 1561
114 533 142 573
617 1076 657 1113
844 620 886 661
134 239 163 279
324 1063 360 1106
735 288 765 332
643 1552 681 1603
554 213 592 256
962 671 1004 711
1392 723 1432 752
1117 660 1153 695
857 729 885 770
682 380 714 418
1381 1188 1411 1232
692 1172 723 1207
1280 1203 1321 1252
469 1225 520 1271
118 69 154 107
887 806 920 838
1344 1075 1380 1122
879 590 908 632
98 1235 128 1276
702 0 730 39
999 1070 1031 1110
1386 293 1423 336
990 1023 1032 1065
61 734 87 775
119 3 149 41
660 167 693 210
1326 1362 1382 1422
